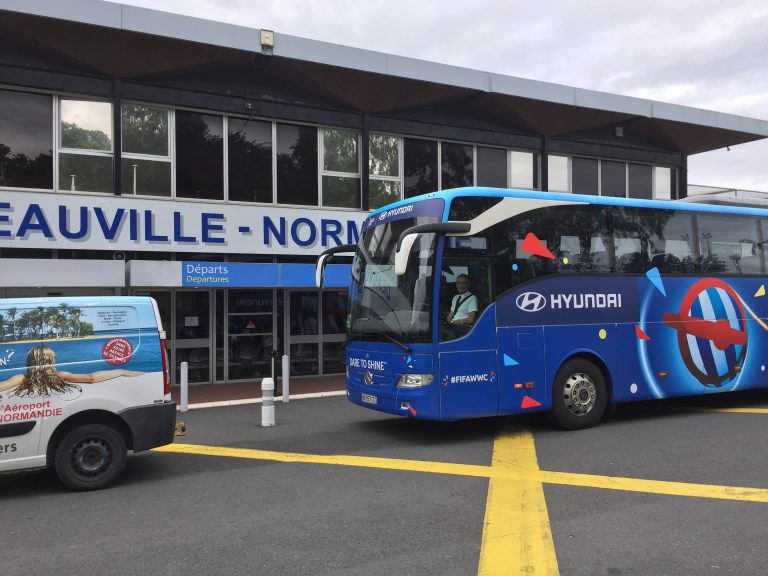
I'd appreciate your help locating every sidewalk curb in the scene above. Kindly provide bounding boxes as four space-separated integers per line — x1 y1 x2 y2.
177 390 347 411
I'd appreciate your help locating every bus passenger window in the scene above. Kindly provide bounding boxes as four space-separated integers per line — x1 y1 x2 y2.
645 209 696 274
697 214 761 275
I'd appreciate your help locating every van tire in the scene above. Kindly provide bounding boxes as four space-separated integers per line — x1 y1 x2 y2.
550 358 607 430
54 424 127 491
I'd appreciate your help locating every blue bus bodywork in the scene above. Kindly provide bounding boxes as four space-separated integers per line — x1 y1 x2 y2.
344 188 768 421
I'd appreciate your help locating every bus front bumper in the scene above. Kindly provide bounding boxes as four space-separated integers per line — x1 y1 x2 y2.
346 377 441 420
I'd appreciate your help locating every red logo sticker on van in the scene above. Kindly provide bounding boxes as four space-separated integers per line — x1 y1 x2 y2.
102 338 133 366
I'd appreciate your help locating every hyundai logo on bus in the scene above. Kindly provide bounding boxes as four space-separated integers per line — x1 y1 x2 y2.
516 291 623 312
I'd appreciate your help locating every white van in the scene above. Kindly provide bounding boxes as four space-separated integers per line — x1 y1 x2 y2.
0 296 175 490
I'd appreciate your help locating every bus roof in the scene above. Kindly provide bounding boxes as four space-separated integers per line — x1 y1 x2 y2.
368 187 768 221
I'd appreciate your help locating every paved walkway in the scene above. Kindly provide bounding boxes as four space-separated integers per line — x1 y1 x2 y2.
170 374 345 407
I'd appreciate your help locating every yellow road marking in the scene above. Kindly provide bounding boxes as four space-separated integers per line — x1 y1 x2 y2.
691 407 768 414
478 426 559 575
540 470 768 503
667 406 768 415
153 443 490 478
153 442 768 503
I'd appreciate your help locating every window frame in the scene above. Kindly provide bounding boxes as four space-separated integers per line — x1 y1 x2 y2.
57 96 115 194
120 101 173 198
320 126 362 210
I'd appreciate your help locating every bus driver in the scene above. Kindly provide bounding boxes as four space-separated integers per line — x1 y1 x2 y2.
446 274 478 328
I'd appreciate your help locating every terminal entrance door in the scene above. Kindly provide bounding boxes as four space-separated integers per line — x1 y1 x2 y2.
174 291 211 384
226 289 276 381
286 290 347 376
287 291 320 376
136 290 211 384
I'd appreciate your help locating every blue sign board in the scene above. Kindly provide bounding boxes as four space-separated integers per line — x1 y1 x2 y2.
181 262 351 288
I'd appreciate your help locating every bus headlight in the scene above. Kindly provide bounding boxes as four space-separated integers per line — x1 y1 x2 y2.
397 374 434 388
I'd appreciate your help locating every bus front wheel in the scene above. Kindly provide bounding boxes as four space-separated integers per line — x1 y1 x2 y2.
551 358 607 430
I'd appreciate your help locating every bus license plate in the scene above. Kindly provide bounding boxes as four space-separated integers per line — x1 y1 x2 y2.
361 393 377 405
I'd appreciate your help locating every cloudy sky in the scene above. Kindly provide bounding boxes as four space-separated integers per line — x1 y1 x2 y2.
117 0 768 193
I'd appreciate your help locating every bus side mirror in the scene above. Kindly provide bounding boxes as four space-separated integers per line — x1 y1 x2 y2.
395 233 420 276
315 244 358 287
316 253 331 288
394 222 472 277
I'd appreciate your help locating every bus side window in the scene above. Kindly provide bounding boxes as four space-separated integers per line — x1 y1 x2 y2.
644 209 696 274
612 207 650 273
696 214 761 275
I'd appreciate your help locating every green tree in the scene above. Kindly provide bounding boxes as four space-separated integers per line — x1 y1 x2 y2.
122 104 169 156
61 122 111 151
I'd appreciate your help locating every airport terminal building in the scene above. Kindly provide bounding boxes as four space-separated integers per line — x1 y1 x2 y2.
1 0 767 384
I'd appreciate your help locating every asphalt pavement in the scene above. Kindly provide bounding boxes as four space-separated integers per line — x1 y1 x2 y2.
2 388 767 576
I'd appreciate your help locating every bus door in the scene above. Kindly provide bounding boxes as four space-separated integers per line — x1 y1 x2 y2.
438 256 498 419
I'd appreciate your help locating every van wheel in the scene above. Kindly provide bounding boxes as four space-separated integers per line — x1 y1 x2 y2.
550 358 607 430
54 424 127 491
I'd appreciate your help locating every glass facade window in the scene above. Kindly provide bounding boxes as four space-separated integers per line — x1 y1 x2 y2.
441 141 474 189
654 166 673 199
369 133 401 209
560 156 664 199
322 291 348 334
510 151 535 189
322 128 360 208
572 157 598 196
628 163 652 199
175 111 223 200
369 180 401 210
548 155 569 192
121 103 172 196
228 117 272 203
122 103 169 156
404 138 437 198
323 175 360 208
369 133 399 177
59 154 113 194
601 160 626 197
0 89 53 189
61 99 112 151
476 147 507 188
59 99 113 193
276 123 318 206
121 158 171 197
322 342 346 374
323 128 358 173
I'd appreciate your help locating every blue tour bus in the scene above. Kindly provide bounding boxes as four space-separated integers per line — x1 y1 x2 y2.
316 187 768 429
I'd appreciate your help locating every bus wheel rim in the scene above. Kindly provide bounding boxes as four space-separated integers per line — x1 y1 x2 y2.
563 372 596 416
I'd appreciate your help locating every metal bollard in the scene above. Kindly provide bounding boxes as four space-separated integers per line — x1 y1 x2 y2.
282 354 290 403
175 361 188 436
261 378 275 427
180 361 189 413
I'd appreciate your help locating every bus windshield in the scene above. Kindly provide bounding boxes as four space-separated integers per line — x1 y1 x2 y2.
348 216 438 344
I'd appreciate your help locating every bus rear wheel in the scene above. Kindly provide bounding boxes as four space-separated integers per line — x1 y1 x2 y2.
551 358 607 430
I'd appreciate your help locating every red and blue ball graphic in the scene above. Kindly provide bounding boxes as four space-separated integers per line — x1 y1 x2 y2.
663 278 747 387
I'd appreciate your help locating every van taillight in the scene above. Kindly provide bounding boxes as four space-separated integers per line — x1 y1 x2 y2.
160 338 170 395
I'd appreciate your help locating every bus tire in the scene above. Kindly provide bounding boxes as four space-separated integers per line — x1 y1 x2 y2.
54 423 127 491
551 358 607 430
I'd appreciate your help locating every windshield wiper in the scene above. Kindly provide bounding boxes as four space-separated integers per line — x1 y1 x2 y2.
382 332 412 354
